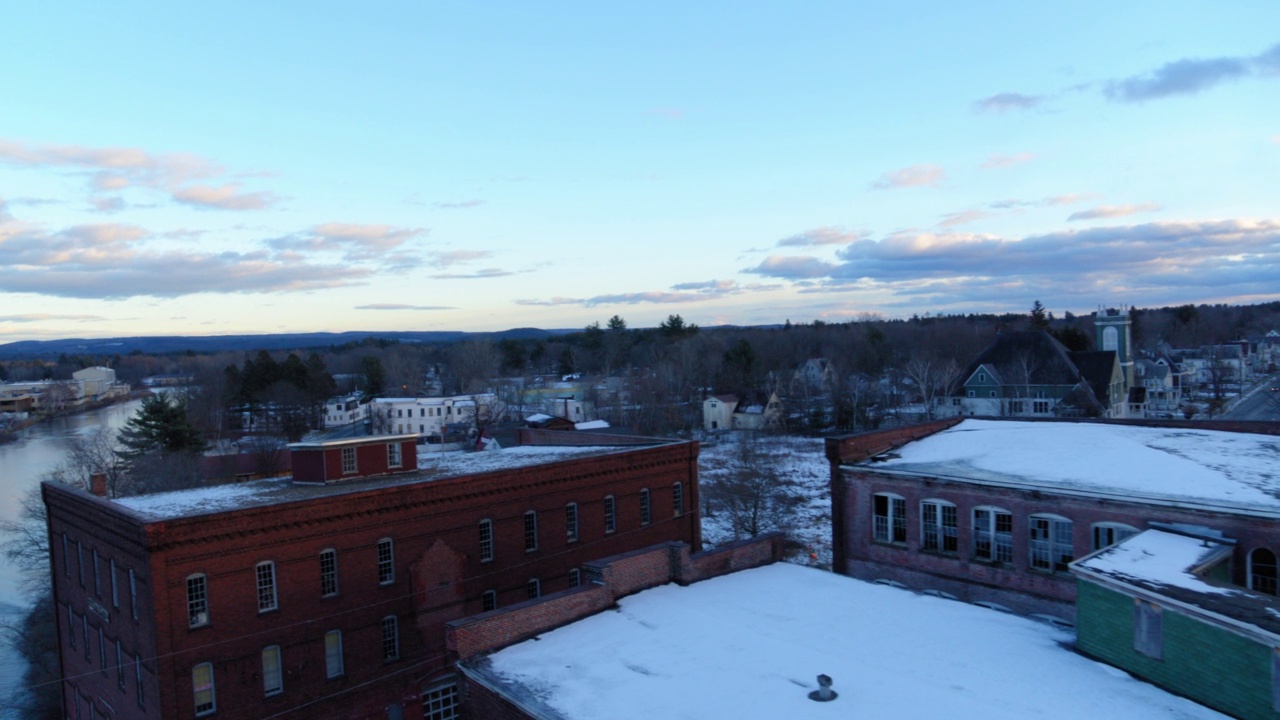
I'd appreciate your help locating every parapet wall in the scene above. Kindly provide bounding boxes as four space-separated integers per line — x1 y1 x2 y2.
446 533 786 661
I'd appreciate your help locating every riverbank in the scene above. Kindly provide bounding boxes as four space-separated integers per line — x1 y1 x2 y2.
0 391 150 443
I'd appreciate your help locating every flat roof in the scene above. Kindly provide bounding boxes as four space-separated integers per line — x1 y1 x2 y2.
468 563 1227 719
858 419 1280 515
113 444 658 521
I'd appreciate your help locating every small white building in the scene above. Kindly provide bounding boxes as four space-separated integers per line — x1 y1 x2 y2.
321 393 365 429
369 393 499 437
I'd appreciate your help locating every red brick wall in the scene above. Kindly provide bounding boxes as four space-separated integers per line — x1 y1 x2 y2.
459 673 537 720
447 586 614 659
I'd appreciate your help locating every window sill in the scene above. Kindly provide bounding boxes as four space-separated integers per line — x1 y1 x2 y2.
918 549 959 558
870 540 909 549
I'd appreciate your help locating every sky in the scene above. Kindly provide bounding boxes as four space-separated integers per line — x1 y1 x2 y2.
1 2 1278 343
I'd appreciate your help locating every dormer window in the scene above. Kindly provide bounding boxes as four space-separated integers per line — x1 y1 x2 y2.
978 372 986 382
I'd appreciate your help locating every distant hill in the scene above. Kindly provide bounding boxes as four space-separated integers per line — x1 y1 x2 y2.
0 328 576 359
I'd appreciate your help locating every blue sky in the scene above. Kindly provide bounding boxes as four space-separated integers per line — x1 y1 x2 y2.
1 2 1277 342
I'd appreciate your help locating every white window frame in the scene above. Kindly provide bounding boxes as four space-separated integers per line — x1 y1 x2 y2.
320 548 339 597
256 561 278 613
262 645 283 697
193 662 216 716
524 511 539 552
387 442 402 468
672 482 684 517
187 573 209 628
526 578 541 599
920 500 957 553
872 493 907 544
382 615 400 662
422 682 459 720
478 519 494 563
973 506 1013 564
565 503 579 543
1029 514 1074 572
377 538 395 585
569 568 581 588
604 495 616 534
1091 522 1138 550
482 589 497 612
324 630 344 678
341 446 357 474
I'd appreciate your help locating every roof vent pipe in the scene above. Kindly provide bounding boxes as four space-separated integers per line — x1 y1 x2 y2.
808 674 837 702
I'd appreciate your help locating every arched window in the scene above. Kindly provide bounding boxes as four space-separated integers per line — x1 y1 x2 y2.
1091 522 1138 550
973 507 1013 563
1102 326 1118 351
1249 548 1277 595
1029 514 1073 572
873 493 907 544
377 538 395 585
920 500 957 553
478 519 494 562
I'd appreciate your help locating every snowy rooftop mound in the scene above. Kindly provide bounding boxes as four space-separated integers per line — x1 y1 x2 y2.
864 419 1280 514
114 445 627 520
473 563 1226 719
1074 529 1236 596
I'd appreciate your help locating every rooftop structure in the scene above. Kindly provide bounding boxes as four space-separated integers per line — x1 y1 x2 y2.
465 562 1227 719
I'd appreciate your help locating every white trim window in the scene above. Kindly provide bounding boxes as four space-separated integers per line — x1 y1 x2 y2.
422 682 459 720
872 493 907 544
1250 547 1278 595
478 519 494 562
341 446 357 474
1029 514 1073 572
524 511 539 552
256 561 277 612
604 495 617 534
526 578 541 599
973 507 1013 563
482 589 497 612
568 568 581 587
382 615 400 661
377 538 395 585
1091 522 1138 550
320 549 339 597
672 482 684 517
639 488 651 525
187 574 209 628
324 630 344 678
920 500 957 553
565 503 579 543
192 662 216 716
262 645 283 697
387 442 402 469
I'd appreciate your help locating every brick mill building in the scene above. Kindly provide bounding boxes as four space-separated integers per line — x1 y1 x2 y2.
44 430 701 720
826 417 1280 622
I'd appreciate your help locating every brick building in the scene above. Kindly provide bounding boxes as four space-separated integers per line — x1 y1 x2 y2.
827 417 1280 622
45 430 701 720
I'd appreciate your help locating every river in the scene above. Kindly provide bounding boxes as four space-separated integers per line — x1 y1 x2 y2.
0 399 142 718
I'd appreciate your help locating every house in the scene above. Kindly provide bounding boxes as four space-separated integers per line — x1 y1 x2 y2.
72 367 130 401
1073 527 1279 720
701 392 783 432
45 430 701 720
448 559 1227 719
368 393 499 438
826 417 1280 622
1134 357 1182 414
790 357 838 395
320 392 364 429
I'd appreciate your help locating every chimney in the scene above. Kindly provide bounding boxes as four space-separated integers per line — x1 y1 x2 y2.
90 472 108 498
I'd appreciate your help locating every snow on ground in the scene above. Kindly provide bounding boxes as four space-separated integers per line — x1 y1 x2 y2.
698 434 832 565
481 563 1226 720
1076 530 1238 596
875 420 1280 511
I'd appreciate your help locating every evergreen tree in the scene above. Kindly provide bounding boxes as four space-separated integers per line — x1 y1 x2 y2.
360 355 386 399
1029 300 1050 331
607 315 627 332
117 394 206 458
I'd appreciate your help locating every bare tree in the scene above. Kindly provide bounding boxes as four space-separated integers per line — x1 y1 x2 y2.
903 355 958 421
704 433 801 539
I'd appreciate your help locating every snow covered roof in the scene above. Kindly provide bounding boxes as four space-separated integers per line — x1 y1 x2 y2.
574 420 609 430
468 563 1227 719
859 419 1280 516
113 445 648 521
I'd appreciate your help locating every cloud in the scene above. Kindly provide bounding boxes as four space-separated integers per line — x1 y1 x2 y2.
516 280 778 307
981 152 1035 169
429 250 492 268
0 139 276 211
90 196 126 213
172 184 279 210
937 210 992 228
871 164 945 190
433 199 484 210
1067 203 1161 221
776 227 868 247
429 268 514 280
744 219 1280 309
988 194 1091 210
269 223 427 262
1104 43 1280 102
354 304 455 311
974 93 1043 113
0 313 106 323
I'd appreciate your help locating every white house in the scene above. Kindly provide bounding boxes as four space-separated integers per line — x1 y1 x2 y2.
369 393 499 437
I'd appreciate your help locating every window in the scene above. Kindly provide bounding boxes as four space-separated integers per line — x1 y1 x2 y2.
62 534 70 577
920 500 957 553
1009 400 1024 413
989 391 997 398
1250 548 1278 595
320 549 339 597
193 662 216 716
478 520 494 562
482 589 497 612
98 627 106 672
116 640 124 689
129 569 138 621
873 493 907 544
1091 522 1138 550
565 503 579 543
256 562 277 612
1134 599 1163 659
603 495 616 534
569 568 581 588
1029 515 1074 572
82 615 89 660
262 646 282 696
187 574 209 627
78 541 84 587
68 606 76 649
978 372 986 382
341 447 357 474
526 578 541 599
110 559 118 608
1033 400 1050 414
377 538 395 584
382 616 400 661
324 630 344 678
672 482 684 517
135 654 145 708
967 390 975 398
422 682 459 720
387 442 402 468
639 488 651 525
973 507 1013 563
524 511 539 552
93 549 101 596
